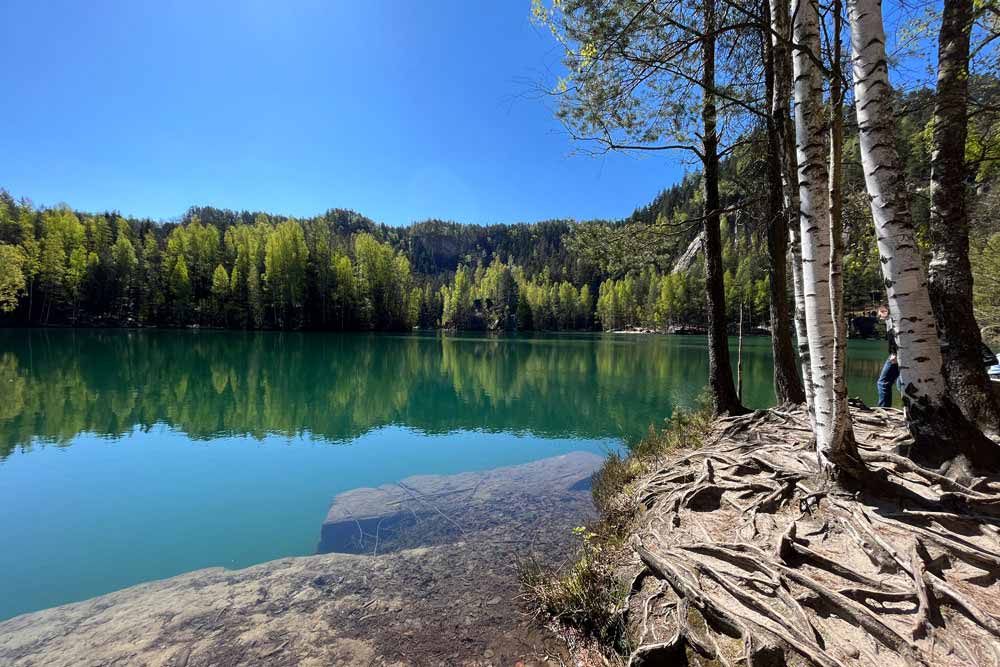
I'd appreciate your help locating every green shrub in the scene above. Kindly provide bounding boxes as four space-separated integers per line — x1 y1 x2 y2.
518 527 631 654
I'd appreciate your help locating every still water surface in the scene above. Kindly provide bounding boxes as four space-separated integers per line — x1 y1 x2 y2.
0 329 894 620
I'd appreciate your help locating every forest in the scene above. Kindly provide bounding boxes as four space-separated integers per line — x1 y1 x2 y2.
2 74 996 336
0 184 679 331
2 0 1000 662
0 65 1000 336
0 0 996 441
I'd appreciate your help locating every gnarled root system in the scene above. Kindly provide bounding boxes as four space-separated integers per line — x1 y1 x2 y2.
624 406 1000 667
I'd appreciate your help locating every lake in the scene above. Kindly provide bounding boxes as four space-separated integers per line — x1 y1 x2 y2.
0 329 894 621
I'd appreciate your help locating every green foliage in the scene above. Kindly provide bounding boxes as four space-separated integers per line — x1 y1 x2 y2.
264 219 309 327
0 187 866 331
0 244 27 312
479 256 519 325
596 276 632 330
516 291 534 330
441 265 475 329
0 167 888 330
354 232 415 330
210 264 230 325
520 272 591 331
329 252 357 328
972 231 1000 337
168 255 192 321
439 256 592 331
0 195 432 330
592 218 780 332
138 231 161 323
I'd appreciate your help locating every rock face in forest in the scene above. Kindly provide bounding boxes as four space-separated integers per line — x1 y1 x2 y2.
318 451 603 554
0 451 602 667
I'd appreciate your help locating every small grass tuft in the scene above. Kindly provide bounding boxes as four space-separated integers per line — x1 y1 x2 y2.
518 527 631 654
520 395 716 660
593 394 714 522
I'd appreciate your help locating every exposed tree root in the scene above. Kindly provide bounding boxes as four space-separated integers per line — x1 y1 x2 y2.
622 405 1000 667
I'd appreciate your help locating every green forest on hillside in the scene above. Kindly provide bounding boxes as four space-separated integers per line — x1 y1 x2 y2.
1 84 998 333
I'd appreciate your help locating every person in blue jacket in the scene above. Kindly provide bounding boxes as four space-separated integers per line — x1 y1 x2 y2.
877 304 999 407
876 305 898 407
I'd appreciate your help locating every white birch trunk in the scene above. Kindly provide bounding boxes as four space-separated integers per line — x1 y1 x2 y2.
828 0 853 456
792 0 836 466
770 0 815 420
788 182 814 422
847 0 1000 471
847 0 946 408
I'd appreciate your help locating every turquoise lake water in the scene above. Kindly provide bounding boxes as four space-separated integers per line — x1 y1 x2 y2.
0 329 894 620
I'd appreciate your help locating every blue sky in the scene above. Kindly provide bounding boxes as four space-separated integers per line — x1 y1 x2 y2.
0 0 685 226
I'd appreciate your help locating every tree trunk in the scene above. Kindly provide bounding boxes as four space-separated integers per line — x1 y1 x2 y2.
827 0 856 463
927 0 1000 435
770 0 814 418
764 8 807 407
793 0 862 473
789 211 813 417
847 0 1000 472
737 301 745 401
702 0 744 416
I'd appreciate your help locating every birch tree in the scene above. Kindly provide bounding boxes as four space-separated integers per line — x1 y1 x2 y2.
826 0 853 468
768 0 813 418
792 0 861 473
847 0 1000 472
769 0 813 414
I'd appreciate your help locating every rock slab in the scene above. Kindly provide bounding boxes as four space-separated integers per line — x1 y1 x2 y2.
0 451 603 667
319 451 603 554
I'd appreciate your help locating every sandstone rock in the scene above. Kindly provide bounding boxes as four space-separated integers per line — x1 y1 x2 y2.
0 452 601 667
318 451 603 554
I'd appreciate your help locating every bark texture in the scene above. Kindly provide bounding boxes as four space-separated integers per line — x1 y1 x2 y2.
770 0 814 417
927 0 1000 435
764 6 807 407
827 0 857 470
792 0 858 469
847 0 1000 472
702 0 744 416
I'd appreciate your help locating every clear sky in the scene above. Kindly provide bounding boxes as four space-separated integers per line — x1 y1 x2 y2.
0 0 686 226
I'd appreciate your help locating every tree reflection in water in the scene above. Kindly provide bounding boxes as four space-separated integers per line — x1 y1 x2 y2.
0 329 891 460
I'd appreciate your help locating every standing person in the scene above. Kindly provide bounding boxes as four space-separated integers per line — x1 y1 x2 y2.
876 305 899 407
